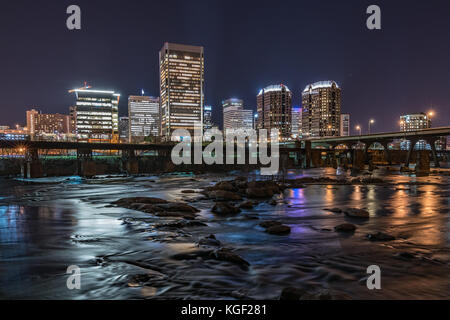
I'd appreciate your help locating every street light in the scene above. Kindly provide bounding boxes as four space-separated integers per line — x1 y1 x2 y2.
368 119 375 134
356 125 361 136
427 111 434 128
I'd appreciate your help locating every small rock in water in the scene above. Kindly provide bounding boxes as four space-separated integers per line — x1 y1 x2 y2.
212 203 241 215
259 221 282 229
239 201 254 209
366 232 396 241
210 248 250 269
325 208 343 214
181 190 197 194
334 223 357 233
344 208 370 219
198 234 221 247
266 225 291 235
279 287 308 300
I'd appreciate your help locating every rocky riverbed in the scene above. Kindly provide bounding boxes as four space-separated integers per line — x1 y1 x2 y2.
0 167 449 299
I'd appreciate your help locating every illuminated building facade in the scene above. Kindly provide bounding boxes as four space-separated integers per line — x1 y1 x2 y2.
291 107 302 138
301 81 341 138
119 116 129 143
340 113 350 137
26 109 70 136
128 95 160 143
69 87 120 143
159 43 204 141
256 84 292 139
222 98 253 136
400 112 433 150
204 105 213 131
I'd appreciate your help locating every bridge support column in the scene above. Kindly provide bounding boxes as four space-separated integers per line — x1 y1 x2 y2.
404 138 418 169
381 141 392 165
427 138 440 168
77 148 94 177
122 149 139 175
24 148 43 179
304 141 311 169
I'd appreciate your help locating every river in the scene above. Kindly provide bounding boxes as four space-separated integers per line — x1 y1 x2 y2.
0 167 449 300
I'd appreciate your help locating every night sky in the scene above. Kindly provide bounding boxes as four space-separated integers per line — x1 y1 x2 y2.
1 0 449 134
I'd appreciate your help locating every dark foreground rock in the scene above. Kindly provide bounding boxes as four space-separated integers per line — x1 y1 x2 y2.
239 201 254 209
259 221 282 229
212 203 241 215
198 234 221 247
207 190 242 201
172 248 249 269
366 232 396 241
324 208 343 213
334 223 357 233
266 224 291 235
280 288 351 300
113 197 168 206
344 208 370 219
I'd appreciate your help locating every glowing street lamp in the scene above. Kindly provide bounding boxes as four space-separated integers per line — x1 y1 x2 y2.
356 125 361 136
427 111 434 128
368 119 375 134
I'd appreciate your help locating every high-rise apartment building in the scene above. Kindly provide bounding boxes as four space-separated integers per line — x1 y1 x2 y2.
204 105 214 132
222 98 253 135
119 116 129 143
256 84 292 139
69 87 120 143
128 95 160 143
400 112 431 150
159 43 204 141
26 109 70 136
291 107 302 138
301 81 341 138
340 113 350 137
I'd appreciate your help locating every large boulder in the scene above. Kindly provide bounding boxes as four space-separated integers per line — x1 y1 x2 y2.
334 223 357 233
208 190 242 201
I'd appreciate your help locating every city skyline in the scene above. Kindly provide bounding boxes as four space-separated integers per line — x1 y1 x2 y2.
1 0 450 132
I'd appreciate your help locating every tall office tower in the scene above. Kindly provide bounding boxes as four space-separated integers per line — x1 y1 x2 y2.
119 116 129 143
26 109 70 136
222 98 253 135
256 84 292 140
340 113 350 136
400 112 432 150
159 42 204 141
69 87 120 143
128 95 160 143
301 81 341 138
291 107 302 139
203 105 214 131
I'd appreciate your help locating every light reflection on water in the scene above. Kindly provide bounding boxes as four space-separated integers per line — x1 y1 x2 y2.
0 168 449 300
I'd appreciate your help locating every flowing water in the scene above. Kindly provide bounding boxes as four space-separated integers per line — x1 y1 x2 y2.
0 167 449 300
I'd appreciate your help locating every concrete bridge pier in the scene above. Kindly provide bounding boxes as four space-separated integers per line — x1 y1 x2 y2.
405 138 419 168
77 148 94 177
304 141 312 169
381 141 392 165
122 149 139 175
23 148 43 178
426 138 440 168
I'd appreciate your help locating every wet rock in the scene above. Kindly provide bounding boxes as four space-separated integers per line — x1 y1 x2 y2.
324 208 343 214
344 208 370 219
155 220 207 230
280 287 308 300
113 197 168 207
266 224 291 235
181 190 197 194
212 203 241 215
246 181 281 198
207 181 236 192
366 232 396 241
208 190 242 201
198 234 221 247
210 248 250 269
269 199 277 206
239 201 254 209
334 223 357 233
259 221 282 229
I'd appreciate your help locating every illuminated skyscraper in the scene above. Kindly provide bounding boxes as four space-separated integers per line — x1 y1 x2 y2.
291 107 302 138
204 105 213 131
26 109 70 137
256 84 292 139
301 81 341 138
222 98 253 136
69 86 120 143
340 113 350 137
119 116 129 143
159 43 204 141
400 112 431 150
128 95 160 143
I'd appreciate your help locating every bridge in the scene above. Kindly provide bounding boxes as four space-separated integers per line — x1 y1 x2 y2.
0 126 448 177
303 126 450 168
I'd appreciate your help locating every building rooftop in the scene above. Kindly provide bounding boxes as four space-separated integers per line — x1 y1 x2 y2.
303 81 339 93
258 84 291 96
